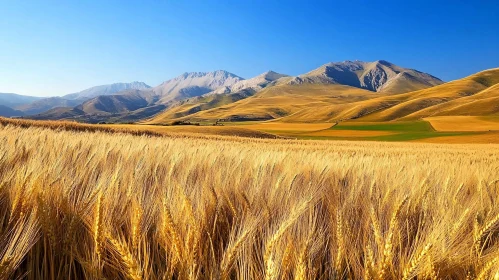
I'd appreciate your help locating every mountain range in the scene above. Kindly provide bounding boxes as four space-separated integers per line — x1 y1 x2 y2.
287 60 443 93
148 67 498 124
3 60 497 125
14 82 152 116
0 92 42 108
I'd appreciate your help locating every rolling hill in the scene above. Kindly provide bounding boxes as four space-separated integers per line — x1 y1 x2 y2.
147 60 444 124
76 90 157 114
20 61 455 124
345 67 499 122
147 67 499 124
28 90 163 123
151 71 289 121
16 82 151 115
269 67 499 122
147 84 384 123
27 71 244 122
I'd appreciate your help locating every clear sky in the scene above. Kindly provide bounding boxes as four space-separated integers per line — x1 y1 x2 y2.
1 0 498 97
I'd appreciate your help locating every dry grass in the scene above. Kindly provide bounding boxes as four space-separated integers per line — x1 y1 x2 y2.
2 122 499 279
0 117 162 136
148 84 381 123
426 116 499 132
102 124 280 139
415 131 499 144
0 117 280 140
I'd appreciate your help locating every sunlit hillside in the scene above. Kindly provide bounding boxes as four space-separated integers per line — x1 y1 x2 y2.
147 68 499 124
147 84 383 124
287 68 499 123
2 122 499 279
360 68 499 121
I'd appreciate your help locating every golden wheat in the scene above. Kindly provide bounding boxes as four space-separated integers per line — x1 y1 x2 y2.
1 121 499 279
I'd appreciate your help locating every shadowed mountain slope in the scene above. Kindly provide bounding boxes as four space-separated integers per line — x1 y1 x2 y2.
288 60 443 94
0 93 41 108
0 105 25 117
17 82 151 115
63 82 151 100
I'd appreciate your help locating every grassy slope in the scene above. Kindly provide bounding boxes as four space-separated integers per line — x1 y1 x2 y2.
147 88 256 124
400 83 499 119
169 68 499 124
148 84 383 123
358 68 499 121
283 68 499 123
425 116 499 131
0 117 280 139
148 68 499 126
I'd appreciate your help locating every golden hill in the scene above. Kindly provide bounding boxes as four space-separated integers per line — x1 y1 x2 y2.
359 68 499 121
148 67 499 124
146 60 445 124
146 84 382 124
280 67 499 122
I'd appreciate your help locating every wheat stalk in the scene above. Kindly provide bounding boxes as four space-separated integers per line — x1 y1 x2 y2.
364 244 375 280
335 211 345 274
281 241 294 277
426 255 439 280
161 200 183 264
264 197 312 280
476 257 498 280
379 195 408 279
108 235 142 280
131 200 142 253
402 243 432 280
94 191 104 261
221 228 251 279
474 212 499 256
295 239 310 280
370 207 383 251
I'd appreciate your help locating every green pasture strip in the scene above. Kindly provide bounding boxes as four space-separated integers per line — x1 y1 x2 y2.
330 120 434 132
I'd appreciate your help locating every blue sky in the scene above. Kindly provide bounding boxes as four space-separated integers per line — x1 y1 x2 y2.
1 0 498 97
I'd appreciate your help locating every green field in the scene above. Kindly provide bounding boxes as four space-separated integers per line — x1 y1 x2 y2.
331 120 433 132
324 121 471 141
256 121 476 141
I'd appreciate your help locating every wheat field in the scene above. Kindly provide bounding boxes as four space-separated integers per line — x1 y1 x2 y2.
1 121 499 279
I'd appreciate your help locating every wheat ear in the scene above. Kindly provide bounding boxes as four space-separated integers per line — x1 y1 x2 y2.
379 195 408 279
402 243 432 280
94 191 104 261
473 212 499 256
476 257 498 280
220 228 251 280
264 197 312 280
108 235 142 280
